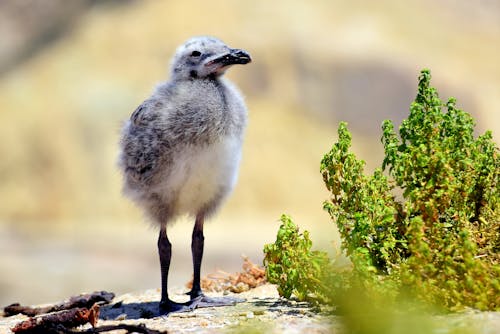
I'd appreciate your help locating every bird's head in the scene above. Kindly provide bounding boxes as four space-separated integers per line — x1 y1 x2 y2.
170 36 251 81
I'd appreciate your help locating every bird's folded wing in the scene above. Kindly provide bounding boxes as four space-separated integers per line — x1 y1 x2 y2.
130 99 164 127
122 100 168 183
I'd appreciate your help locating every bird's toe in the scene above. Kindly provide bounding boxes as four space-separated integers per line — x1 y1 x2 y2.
196 295 246 308
159 298 200 316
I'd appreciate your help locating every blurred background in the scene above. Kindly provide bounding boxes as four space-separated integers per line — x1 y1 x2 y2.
0 0 499 306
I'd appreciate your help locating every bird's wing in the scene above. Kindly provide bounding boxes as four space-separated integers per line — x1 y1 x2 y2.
130 99 163 127
121 99 168 184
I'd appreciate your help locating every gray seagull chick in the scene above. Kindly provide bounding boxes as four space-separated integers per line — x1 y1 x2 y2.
118 36 251 315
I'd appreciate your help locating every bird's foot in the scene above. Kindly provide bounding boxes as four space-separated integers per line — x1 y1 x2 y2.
194 295 246 308
158 294 242 315
159 297 203 316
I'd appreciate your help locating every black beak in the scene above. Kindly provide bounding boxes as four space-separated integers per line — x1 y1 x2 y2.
207 49 252 67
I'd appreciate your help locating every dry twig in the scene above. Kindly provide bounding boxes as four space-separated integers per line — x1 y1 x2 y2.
84 324 167 333
4 291 115 317
11 303 100 333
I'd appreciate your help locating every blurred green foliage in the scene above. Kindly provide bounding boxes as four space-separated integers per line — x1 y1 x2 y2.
263 214 348 304
264 69 500 312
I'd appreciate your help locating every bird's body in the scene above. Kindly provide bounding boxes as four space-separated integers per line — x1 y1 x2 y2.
120 78 246 222
118 36 251 314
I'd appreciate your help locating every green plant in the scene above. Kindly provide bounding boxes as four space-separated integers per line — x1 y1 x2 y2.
378 69 499 310
263 214 340 303
321 122 406 275
264 69 499 311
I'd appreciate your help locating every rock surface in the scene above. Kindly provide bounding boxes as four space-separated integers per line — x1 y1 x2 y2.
2 284 500 334
0 284 334 333
97 284 334 334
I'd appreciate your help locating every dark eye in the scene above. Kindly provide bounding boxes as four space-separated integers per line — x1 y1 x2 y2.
190 50 201 57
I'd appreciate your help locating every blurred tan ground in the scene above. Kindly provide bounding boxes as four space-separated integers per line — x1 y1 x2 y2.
0 0 499 306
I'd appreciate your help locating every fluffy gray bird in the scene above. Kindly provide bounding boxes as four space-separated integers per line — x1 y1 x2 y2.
118 36 251 314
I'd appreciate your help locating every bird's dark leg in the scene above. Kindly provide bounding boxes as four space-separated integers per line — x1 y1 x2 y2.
189 214 205 299
187 214 245 308
158 225 198 315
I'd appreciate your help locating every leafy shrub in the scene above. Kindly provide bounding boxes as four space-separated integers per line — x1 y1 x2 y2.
377 69 499 310
263 214 341 303
264 69 499 311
